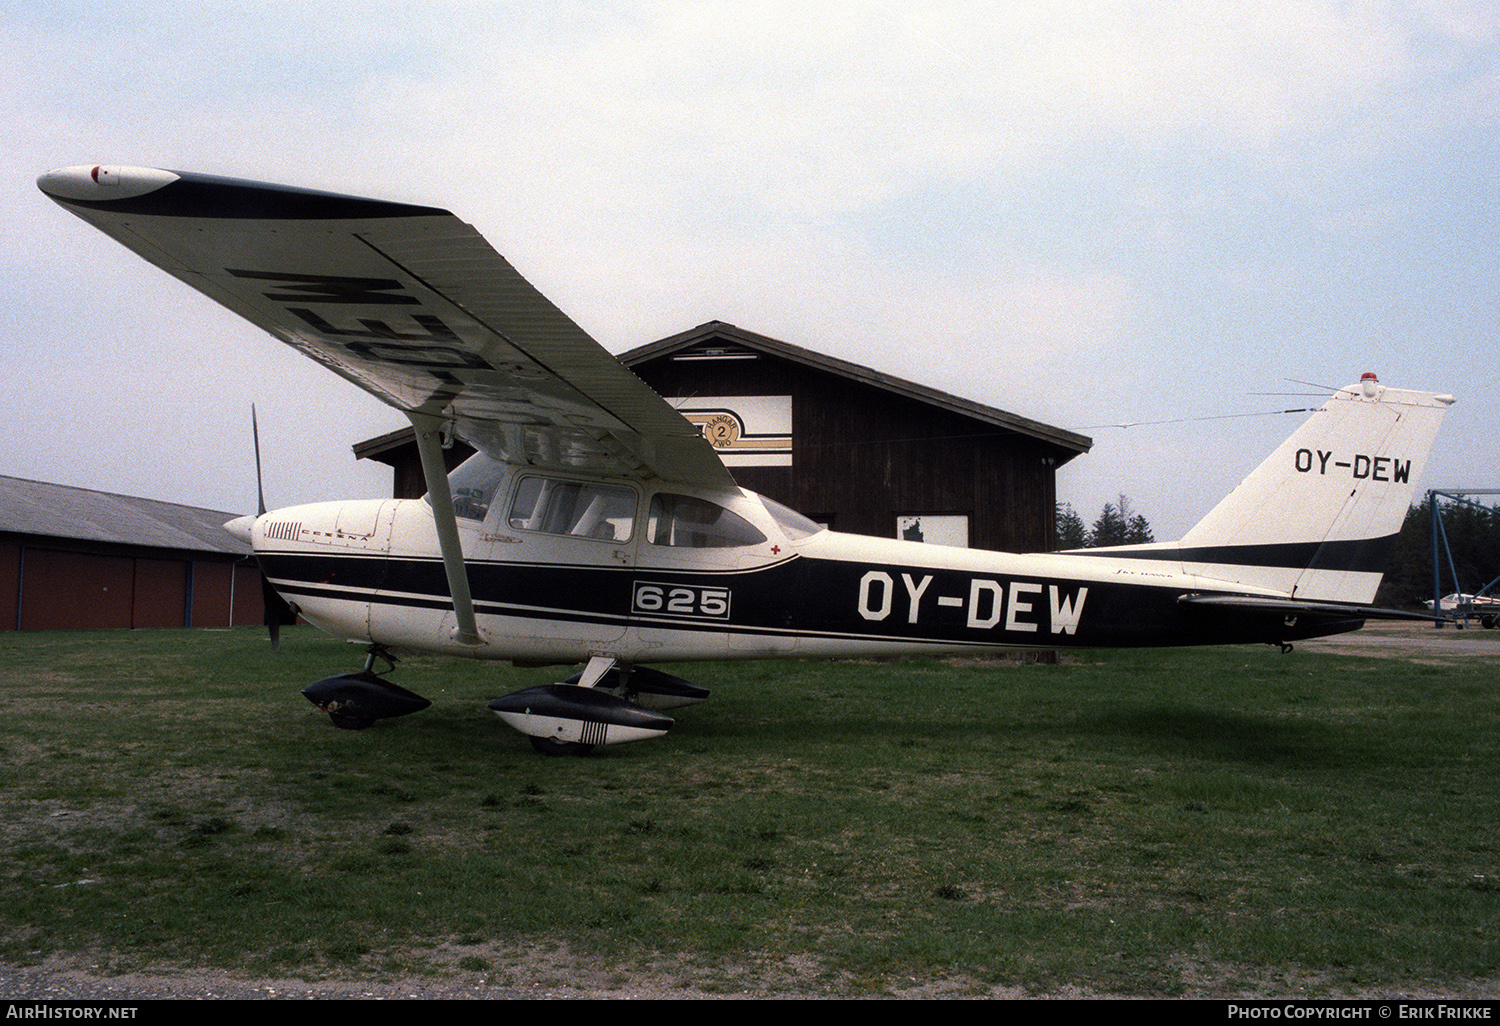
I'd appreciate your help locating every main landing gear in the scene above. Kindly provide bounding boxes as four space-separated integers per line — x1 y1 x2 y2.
488 657 709 756
300 649 709 755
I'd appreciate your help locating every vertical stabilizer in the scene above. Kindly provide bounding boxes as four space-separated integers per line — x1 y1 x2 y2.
1170 375 1454 602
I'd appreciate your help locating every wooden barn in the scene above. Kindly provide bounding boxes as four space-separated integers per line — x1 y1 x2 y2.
356 322 1090 553
0 476 266 631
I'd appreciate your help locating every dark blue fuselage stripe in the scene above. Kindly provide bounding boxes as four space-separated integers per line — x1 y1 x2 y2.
1072 535 1397 574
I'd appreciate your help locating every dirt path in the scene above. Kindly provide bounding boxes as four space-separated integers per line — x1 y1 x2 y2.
1298 619 1500 662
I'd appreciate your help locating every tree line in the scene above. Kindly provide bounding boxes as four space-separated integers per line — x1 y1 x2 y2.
1055 495 1154 549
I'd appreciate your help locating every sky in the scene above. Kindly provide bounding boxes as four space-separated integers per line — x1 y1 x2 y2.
2 1 1496 540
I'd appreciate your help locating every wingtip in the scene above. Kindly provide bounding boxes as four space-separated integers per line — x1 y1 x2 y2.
37 164 179 203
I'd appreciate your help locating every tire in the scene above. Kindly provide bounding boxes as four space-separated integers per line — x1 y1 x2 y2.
529 736 595 757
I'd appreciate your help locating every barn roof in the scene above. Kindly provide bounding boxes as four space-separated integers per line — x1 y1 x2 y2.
0 476 249 556
619 322 1092 458
354 321 1092 468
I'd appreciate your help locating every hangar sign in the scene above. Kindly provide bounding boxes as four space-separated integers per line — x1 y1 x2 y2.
671 396 793 466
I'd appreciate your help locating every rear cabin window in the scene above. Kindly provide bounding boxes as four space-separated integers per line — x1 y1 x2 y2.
759 494 824 540
647 494 768 548
507 477 637 542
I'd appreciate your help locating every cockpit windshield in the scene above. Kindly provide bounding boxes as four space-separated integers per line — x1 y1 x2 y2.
433 452 511 522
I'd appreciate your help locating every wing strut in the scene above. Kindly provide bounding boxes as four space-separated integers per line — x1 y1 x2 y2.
410 412 483 647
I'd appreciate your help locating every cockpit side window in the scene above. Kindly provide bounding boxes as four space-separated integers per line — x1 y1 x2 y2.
507 476 637 542
647 493 768 548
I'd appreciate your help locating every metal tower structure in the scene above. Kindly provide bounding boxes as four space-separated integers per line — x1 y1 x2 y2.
1427 488 1500 628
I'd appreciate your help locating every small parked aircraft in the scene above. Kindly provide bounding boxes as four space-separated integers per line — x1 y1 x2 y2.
1425 593 1500 629
39 165 1456 754
1427 593 1500 612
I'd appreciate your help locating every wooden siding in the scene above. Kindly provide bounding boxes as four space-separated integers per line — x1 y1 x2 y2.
631 351 1059 552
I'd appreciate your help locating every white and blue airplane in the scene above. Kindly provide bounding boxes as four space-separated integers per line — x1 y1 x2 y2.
38 165 1455 754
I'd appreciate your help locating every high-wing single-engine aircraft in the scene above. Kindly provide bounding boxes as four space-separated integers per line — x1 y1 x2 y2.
38 165 1456 754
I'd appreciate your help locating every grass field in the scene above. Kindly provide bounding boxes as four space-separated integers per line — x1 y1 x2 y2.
0 624 1496 997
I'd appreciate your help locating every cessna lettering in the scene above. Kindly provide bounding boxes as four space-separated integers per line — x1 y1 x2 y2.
38 164 1455 756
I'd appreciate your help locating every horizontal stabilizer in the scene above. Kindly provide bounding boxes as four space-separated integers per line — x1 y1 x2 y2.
1178 593 1442 623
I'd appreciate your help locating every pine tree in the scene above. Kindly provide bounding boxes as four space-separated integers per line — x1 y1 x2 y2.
1089 502 1128 547
1125 513 1154 544
1055 503 1088 549
1071 494 1156 548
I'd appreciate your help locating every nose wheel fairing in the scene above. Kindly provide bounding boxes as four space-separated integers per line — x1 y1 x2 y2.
302 669 432 730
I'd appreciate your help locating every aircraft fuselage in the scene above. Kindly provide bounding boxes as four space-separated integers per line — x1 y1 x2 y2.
246 482 1357 668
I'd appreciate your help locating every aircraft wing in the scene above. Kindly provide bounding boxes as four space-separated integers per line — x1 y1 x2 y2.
37 165 733 490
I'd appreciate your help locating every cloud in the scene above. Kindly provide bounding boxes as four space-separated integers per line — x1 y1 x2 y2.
377 1 1424 220
3 1 1496 529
